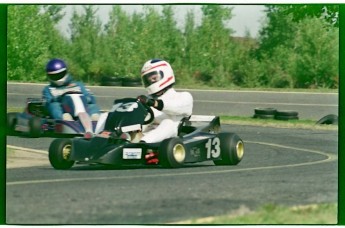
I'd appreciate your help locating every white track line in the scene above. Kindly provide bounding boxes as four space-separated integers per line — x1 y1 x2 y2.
6 141 337 186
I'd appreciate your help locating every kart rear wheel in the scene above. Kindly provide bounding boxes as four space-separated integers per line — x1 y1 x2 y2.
49 138 75 170
29 117 42 138
213 133 244 166
7 112 18 135
159 138 186 168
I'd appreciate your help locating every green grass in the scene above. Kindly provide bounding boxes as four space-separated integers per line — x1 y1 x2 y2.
6 147 15 155
175 84 338 93
7 107 23 113
220 115 338 130
180 203 337 224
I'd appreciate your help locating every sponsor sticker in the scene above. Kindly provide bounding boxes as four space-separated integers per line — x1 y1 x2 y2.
123 148 142 159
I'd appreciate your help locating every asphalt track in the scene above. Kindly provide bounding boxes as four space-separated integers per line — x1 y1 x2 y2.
6 125 338 224
7 82 338 120
5 83 338 224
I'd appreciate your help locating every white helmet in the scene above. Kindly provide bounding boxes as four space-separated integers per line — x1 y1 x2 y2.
141 59 175 95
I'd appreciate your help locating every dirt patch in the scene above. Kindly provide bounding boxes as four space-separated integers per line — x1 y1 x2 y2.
7 149 49 169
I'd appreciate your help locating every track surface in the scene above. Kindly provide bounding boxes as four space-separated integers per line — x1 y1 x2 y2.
6 125 338 224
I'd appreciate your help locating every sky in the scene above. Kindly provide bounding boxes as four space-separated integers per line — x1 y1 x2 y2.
57 5 267 38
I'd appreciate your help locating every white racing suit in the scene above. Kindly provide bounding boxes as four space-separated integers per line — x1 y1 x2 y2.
141 88 193 143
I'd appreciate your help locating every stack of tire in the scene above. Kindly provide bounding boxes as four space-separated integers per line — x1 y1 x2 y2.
100 76 142 87
253 108 299 121
100 76 122 86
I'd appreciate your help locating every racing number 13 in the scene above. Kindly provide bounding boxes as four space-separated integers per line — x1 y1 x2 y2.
205 137 221 159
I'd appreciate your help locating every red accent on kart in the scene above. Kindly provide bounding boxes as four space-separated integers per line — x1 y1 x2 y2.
55 123 63 133
141 63 167 74
159 76 174 87
146 158 159 165
145 152 159 165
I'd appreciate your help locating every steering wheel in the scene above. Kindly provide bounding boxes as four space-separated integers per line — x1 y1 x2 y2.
60 90 83 97
58 91 84 102
138 100 155 125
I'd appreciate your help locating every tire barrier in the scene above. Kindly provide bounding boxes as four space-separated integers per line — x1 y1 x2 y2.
253 108 277 119
274 110 299 120
100 76 142 87
253 108 299 121
316 114 338 125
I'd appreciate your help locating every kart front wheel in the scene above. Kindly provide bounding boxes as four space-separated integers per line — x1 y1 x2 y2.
213 133 244 166
159 138 186 168
49 138 75 170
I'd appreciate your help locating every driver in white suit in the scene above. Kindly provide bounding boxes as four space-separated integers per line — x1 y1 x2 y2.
95 59 193 164
137 59 193 145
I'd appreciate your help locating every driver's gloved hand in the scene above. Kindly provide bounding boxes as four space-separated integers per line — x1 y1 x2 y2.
137 95 155 107
137 95 164 111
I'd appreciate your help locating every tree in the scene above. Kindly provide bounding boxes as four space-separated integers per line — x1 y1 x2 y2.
69 5 104 83
7 5 66 82
255 4 339 88
276 4 338 27
291 17 338 88
193 5 235 87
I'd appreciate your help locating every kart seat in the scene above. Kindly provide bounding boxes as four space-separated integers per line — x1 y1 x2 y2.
177 116 196 136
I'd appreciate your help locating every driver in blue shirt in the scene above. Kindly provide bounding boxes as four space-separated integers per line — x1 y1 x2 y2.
42 58 100 120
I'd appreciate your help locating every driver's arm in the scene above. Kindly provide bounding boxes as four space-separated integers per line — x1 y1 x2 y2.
160 92 193 116
42 86 56 103
76 82 97 104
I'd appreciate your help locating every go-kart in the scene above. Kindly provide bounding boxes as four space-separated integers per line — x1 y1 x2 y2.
48 97 244 169
7 91 99 138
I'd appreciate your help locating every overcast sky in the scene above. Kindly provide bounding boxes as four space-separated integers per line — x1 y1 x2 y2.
58 5 267 38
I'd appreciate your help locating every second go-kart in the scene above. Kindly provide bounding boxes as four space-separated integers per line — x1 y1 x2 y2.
48 97 244 169
7 91 99 138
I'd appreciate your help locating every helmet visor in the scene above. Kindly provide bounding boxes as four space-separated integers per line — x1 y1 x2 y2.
142 71 163 87
47 71 67 81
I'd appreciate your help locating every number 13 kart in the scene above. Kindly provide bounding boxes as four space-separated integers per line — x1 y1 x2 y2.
48 98 244 169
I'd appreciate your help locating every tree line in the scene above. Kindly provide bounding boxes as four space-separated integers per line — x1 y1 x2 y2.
7 4 339 89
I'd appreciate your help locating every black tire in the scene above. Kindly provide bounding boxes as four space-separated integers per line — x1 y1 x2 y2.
122 78 142 87
275 110 299 117
100 81 123 86
254 108 277 115
101 76 118 81
253 114 275 119
49 138 75 170
7 112 18 135
159 138 186 168
316 114 338 125
29 117 42 138
100 76 123 86
213 133 244 166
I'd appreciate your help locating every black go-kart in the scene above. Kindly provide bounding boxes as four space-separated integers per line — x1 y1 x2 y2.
48 97 244 169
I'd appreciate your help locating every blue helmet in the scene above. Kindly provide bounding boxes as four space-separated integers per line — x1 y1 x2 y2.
46 58 71 86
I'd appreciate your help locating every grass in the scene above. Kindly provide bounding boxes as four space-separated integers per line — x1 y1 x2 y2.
174 84 338 93
6 147 15 154
7 107 23 113
220 115 338 131
177 203 337 224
